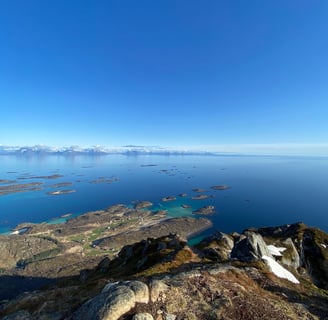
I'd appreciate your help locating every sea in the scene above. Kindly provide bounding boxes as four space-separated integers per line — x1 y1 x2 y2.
1 154 328 239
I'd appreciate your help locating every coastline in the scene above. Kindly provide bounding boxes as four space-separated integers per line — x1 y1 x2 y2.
1 154 328 235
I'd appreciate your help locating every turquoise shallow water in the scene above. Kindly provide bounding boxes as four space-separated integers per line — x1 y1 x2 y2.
1 154 328 235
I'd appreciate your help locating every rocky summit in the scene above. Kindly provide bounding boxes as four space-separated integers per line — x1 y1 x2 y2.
1 217 328 319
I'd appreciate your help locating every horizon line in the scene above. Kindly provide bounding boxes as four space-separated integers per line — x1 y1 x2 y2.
0 143 328 157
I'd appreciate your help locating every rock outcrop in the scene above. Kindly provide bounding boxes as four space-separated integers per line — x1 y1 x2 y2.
72 281 149 320
0 235 59 270
230 231 273 261
302 228 328 289
132 313 154 320
281 237 301 269
1 222 328 320
256 222 328 289
199 231 234 261
71 264 324 320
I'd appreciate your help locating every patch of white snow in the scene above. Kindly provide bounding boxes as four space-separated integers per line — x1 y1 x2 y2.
262 255 299 284
321 243 327 249
267 245 287 257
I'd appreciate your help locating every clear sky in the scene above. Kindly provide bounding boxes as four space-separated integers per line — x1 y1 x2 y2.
1 1 328 154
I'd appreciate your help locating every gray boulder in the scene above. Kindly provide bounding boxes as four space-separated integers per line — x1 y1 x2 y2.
133 313 154 320
281 238 301 269
127 281 149 303
202 232 234 261
73 281 149 320
230 231 272 261
150 280 169 302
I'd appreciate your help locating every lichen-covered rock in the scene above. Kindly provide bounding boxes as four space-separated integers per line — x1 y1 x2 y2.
207 264 240 275
127 281 149 304
150 280 169 302
132 313 154 320
73 281 149 320
102 281 120 293
230 231 272 261
199 231 234 261
73 285 135 320
281 237 301 269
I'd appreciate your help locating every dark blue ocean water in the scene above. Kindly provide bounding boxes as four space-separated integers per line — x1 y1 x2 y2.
1 154 328 235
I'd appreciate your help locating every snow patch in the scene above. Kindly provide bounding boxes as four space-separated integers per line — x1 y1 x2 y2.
321 243 327 249
267 244 287 257
262 255 300 284
10 227 29 235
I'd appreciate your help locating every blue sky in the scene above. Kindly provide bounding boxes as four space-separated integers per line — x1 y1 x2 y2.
1 1 328 154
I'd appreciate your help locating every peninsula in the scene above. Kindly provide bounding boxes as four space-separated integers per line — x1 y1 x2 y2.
0 204 212 293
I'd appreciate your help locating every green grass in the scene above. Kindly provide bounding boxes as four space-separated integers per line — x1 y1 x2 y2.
68 234 85 243
16 247 61 268
88 227 107 242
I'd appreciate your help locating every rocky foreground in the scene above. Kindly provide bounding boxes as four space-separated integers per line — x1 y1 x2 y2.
0 208 328 319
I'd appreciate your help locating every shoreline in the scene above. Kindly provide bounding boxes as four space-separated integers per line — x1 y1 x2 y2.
2 155 328 237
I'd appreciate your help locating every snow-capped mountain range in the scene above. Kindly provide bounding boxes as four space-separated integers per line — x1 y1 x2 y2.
0 145 217 156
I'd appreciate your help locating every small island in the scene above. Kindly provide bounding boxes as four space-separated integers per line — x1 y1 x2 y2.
0 179 16 184
19 174 64 180
193 205 215 215
47 189 76 195
90 177 119 184
140 164 158 167
211 185 230 190
192 188 207 193
133 200 153 209
0 182 43 196
191 194 213 200
50 182 73 188
61 213 73 218
161 196 176 202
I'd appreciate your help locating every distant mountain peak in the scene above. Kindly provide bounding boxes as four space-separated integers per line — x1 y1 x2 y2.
0 145 217 156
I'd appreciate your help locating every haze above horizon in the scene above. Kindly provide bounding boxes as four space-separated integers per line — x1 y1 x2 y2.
1 1 328 155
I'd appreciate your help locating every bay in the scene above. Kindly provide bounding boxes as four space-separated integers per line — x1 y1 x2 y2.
1 154 328 236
